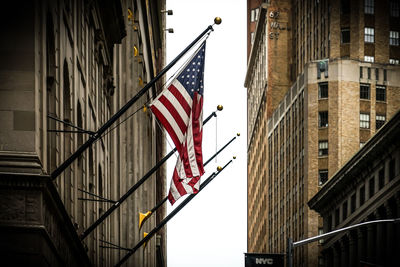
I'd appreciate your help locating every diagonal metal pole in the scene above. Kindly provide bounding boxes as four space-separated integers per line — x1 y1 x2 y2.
80 110 219 240
115 159 234 266
145 134 239 220
51 23 216 181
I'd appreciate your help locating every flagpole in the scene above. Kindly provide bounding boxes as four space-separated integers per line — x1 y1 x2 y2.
139 133 240 228
115 159 234 267
80 109 222 240
51 19 221 181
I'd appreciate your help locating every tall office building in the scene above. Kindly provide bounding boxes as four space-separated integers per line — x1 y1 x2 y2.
245 0 400 265
0 0 166 266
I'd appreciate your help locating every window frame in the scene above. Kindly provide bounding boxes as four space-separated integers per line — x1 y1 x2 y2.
319 169 328 185
319 111 329 128
376 114 386 129
364 56 374 62
364 27 375 43
365 0 375 14
360 84 370 100
390 0 400 17
360 113 370 129
318 82 328 99
318 140 329 156
390 30 399 46
341 28 350 44
376 85 386 102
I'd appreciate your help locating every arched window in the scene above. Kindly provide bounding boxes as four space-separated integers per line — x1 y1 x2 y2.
63 60 72 213
46 13 57 173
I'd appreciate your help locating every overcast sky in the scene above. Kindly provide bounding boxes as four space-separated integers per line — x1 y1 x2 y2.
164 1 247 266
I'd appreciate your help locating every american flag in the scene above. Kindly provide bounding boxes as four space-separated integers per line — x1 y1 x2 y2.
150 42 206 205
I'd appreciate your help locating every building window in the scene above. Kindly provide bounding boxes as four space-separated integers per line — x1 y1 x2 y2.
341 0 350 14
319 111 328 127
318 82 328 99
389 159 395 181
351 194 356 213
391 1 400 17
390 58 400 64
360 185 365 205
335 208 340 226
365 0 374 14
379 168 385 189
360 84 370 99
360 113 370 129
376 115 386 129
368 67 371 79
360 66 363 78
319 141 328 156
250 8 259 22
375 68 379 80
369 177 375 198
318 228 324 244
342 201 348 221
376 85 386 101
341 28 350 43
364 27 375 43
250 32 255 45
364 56 374 62
319 170 328 185
328 215 333 231
390 31 399 46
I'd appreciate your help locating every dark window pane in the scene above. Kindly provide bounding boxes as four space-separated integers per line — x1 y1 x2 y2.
319 111 328 127
379 168 385 189
319 170 328 185
360 186 365 205
376 85 386 101
341 28 350 43
369 177 375 198
319 82 328 98
360 84 370 99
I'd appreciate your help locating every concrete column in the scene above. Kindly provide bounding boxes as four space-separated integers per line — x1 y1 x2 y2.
366 224 376 265
375 211 385 266
385 204 394 266
333 242 341 267
340 238 348 267
348 231 357 267
395 194 400 265
357 227 366 264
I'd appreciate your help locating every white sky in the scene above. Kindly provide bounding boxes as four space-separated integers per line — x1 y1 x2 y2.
165 1 247 266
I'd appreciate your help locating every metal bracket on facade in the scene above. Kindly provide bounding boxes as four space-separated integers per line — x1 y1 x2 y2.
78 188 116 204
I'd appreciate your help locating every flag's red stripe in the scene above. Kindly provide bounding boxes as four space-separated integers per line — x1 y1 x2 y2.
172 168 188 197
168 84 191 116
158 95 187 136
150 105 182 152
188 176 200 193
191 94 204 175
167 191 176 205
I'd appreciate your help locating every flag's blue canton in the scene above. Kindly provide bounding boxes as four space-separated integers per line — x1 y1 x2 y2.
176 43 206 99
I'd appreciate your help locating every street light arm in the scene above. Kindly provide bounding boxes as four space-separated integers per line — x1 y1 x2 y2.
293 218 400 248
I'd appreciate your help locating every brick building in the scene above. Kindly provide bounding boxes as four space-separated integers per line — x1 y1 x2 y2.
0 0 166 266
308 110 400 267
245 0 400 266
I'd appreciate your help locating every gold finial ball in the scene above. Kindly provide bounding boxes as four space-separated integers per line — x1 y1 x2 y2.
217 105 223 111
237 133 240 136
214 17 222 25
233 156 236 159
217 166 222 172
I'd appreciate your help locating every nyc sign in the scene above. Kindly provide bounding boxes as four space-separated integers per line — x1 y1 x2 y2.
245 253 284 267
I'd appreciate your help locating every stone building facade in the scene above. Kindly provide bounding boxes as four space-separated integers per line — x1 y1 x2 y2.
308 110 400 267
0 0 166 266
245 0 400 266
